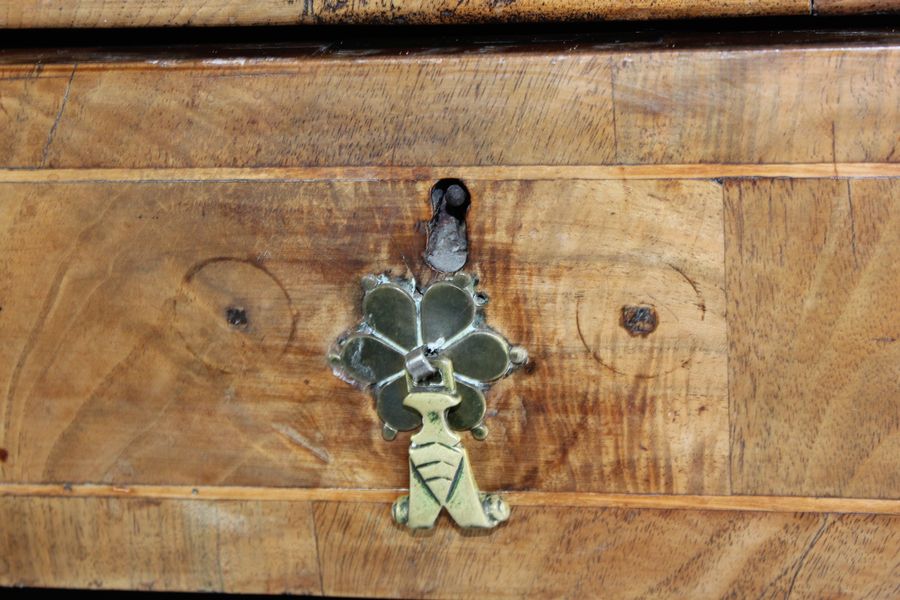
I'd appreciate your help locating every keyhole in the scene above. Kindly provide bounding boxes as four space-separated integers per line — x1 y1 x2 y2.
424 179 470 273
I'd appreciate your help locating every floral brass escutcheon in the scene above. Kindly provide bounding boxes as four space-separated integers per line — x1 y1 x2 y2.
330 272 527 529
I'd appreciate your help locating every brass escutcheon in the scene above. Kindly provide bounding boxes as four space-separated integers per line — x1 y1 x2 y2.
330 272 526 529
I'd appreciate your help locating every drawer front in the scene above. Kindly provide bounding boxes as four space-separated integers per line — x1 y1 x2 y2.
0 0 872 28
0 37 898 596
0 0 897 27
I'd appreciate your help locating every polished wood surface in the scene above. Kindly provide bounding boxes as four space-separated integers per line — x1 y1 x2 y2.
315 502 900 599
1 496 321 593
0 74 73 167
0 178 728 494
0 35 898 596
0 44 897 168
0 0 814 28
817 0 900 14
3 495 898 597
727 178 900 498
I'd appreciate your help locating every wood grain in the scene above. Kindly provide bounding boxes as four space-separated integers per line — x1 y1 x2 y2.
0 29 897 599
0 178 727 494
0 42 897 168
314 502 900 599
0 32 897 598
0 69 74 168
727 179 900 498
816 0 900 14
0 0 811 28
2 495 898 597
0 496 320 593
613 45 899 165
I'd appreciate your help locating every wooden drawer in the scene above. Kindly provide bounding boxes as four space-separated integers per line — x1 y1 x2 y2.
1 0 898 26
1 31 898 597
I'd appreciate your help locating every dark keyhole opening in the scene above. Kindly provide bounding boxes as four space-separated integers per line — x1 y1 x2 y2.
425 179 470 273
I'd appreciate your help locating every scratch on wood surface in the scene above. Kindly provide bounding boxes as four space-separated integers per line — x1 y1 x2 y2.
846 180 860 268
609 59 620 163
213 505 226 591
311 500 326 596
40 64 76 167
273 423 332 464
3 193 118 460
785 515 830 599
574 294 626 377
667 262 707 320
830 120 838 177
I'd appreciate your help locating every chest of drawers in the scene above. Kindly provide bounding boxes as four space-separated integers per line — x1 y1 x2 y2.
1 6 898 597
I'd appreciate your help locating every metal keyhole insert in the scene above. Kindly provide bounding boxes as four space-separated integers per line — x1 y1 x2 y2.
425 179 470 273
